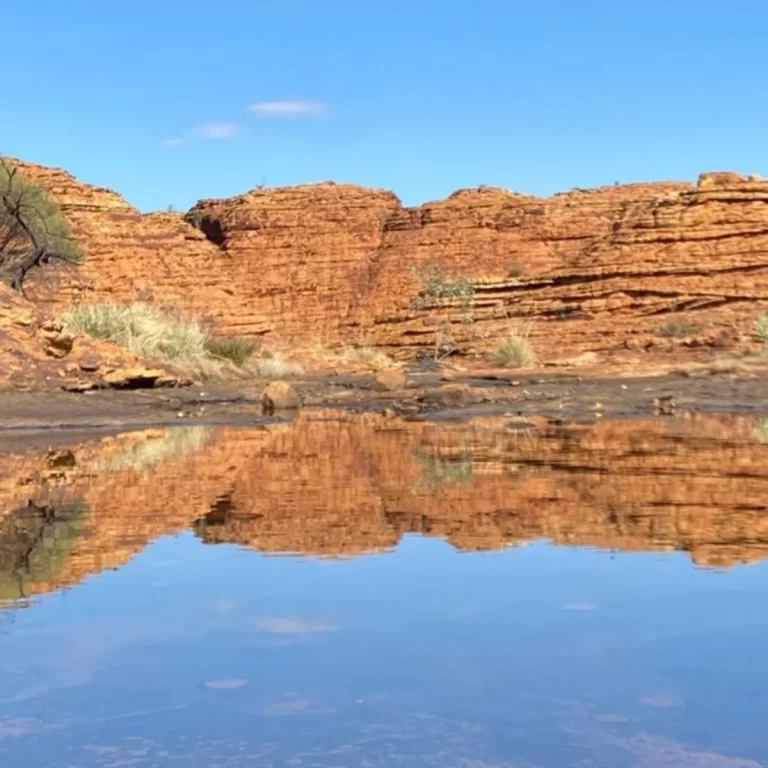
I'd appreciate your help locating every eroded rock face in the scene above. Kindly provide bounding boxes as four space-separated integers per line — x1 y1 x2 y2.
10 156 768 364
0 285 176 391
187 173 768 361
1 412 767 602
7 159 238 332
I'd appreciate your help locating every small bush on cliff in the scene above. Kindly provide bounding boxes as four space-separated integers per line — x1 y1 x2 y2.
412 264 476 358
413 447 474 495
412 265 475 313
0 158 84 293
491 327 537 368
62 303 257 379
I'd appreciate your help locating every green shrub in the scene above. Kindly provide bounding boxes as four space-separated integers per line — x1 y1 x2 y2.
412 264 474 312
0 500 87 601
491 328 537 368
0 158 84 291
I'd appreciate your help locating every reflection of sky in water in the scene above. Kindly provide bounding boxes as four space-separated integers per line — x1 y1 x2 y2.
1 533 767 767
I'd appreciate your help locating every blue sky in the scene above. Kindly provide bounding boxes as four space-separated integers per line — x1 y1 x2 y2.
3 0 766 211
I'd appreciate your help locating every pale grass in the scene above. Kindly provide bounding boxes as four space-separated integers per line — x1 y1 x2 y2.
256 353 305 379
341 345 394 368
62 303 257 380
491 326 537 368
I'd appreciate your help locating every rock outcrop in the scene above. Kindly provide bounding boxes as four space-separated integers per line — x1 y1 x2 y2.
2 412 767 602
189 173 768 362
9 156 768 365
0 284 175 390
7 158 237 333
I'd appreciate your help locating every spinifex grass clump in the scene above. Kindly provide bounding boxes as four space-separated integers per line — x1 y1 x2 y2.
491 327 537 368
62 303 258 379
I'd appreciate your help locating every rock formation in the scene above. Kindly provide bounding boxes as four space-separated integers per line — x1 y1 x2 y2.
7 157 768 365
2 412 767 603
7 159 236 332
0 284 175 390
189 173 768 362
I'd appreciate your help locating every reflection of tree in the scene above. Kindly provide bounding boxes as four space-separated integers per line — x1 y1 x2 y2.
0 500 87 603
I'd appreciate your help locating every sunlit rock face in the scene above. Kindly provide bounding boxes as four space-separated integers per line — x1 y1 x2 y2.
13 157 768 365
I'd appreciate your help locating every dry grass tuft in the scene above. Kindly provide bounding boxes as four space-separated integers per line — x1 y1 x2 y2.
491 327 537 368
255 352 305 379
341 345 393 368
62 303 257 380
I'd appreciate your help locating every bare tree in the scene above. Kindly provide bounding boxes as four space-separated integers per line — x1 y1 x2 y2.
0 157 84 293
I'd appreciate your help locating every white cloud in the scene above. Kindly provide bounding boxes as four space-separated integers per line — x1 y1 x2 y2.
252 616 337 634
162 137 186 147
197 122 239 139
249 99 330 117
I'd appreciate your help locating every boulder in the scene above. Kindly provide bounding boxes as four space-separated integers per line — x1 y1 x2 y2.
374 368 407 392
261 381 301 414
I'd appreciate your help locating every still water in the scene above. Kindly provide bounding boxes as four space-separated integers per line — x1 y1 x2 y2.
1 412 767 767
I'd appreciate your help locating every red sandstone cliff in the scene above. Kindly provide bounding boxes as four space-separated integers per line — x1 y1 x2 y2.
188 172 768 361
7 157 768 365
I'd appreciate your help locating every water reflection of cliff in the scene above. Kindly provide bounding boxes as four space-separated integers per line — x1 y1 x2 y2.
2 412 768 602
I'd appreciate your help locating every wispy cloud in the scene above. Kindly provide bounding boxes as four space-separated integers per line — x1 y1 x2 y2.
196 121 240 139
249 99 330 117
252 616 337 634
162 137 186 147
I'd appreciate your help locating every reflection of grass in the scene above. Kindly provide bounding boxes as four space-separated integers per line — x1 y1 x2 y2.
0 500 87 602
413 447 474 494
95 426 212 473
754 419 768 444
